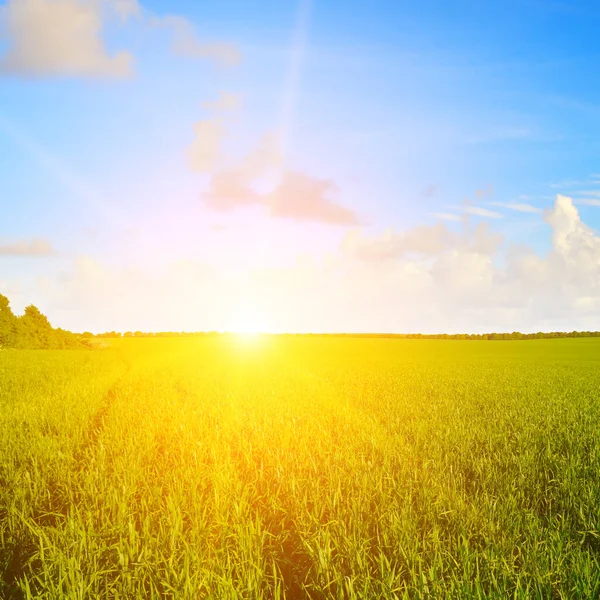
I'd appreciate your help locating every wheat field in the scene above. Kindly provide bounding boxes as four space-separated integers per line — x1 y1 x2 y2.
2 337 600 598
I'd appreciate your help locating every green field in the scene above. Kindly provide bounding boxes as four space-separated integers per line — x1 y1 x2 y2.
2 337 600 598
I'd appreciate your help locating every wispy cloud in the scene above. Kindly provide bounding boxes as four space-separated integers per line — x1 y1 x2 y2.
475 186 494 199
463 206 504 219
429 212 462 222
156 15 242 67
187 119 224 172
489 201 543 214
0 238 53 256
548 177 600 189
574 199 600 207
548 180 585 189
201 92 242 113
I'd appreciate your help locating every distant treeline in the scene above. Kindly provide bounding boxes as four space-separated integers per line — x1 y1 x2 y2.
0 294 87 350
85 331 221 338
87 331 600 340
3 292 600 346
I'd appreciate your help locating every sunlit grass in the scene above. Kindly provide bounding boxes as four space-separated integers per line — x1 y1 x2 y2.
2 337 600 598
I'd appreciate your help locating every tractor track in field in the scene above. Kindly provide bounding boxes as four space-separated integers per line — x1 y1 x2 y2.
74 359 133 467
0 378 126 599
79 386 117 457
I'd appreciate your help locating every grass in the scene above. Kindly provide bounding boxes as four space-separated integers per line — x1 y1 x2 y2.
2 336 600 598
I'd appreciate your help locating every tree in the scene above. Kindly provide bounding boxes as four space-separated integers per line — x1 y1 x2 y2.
0 294 18 347
0 295 85 349
18 304 54 348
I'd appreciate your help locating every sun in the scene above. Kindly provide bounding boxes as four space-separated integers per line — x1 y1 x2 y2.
227 306 270 337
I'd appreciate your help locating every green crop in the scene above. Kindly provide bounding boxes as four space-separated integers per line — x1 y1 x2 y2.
2 337 600 598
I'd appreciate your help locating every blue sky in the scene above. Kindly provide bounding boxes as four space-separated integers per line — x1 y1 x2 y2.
2 0 600 333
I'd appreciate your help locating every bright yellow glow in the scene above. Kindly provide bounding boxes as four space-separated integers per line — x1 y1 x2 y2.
227 305 270 336
229 324 266 349
232 326 263 338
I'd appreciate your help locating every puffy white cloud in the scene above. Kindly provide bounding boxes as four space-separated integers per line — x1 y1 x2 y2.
334 195 600 331
0 0 136 77
0 1 243 77
546 194 600 258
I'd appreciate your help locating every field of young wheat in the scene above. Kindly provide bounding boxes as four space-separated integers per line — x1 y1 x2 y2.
2 336 600 599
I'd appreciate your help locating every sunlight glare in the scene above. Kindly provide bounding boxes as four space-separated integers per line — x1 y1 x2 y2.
227 304 271 338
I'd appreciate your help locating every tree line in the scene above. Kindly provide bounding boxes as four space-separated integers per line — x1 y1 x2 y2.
0 294 86 350
87 331 600 341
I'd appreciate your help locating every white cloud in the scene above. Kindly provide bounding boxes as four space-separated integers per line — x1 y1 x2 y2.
463 206 503 219
576 190 600 198
0 0 136 77
548 179 589 189
429 212 462 222
489 201 543 214
0 1 242 77
546 194 600 260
